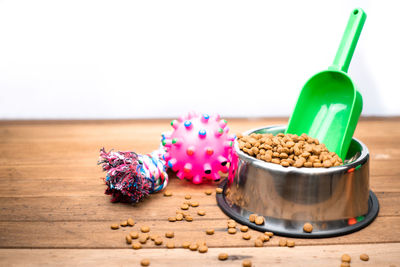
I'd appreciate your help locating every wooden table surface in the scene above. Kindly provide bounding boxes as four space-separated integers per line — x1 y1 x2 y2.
0 118 399 266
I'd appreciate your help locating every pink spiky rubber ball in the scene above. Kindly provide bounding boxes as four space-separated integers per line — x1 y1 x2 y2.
161 112 235 184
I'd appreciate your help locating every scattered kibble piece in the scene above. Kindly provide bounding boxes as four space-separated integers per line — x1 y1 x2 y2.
182 241 190 248
140 259 150 266
127 218 135 226
255 216 265 225
141 226 150 233
168 217 176 222
303 223 313 233
197 210 206 216
240 226 249 232
255 239 263 247
279 239 287 247
150 235 158 241
341 254 351 263
139 236 147 244
190 201 199 207
163 191 172 197
238 133 343 168
198 245 208 253
242 259 252 267
218 253 229 261
185 215 193 222
264 232 274 237
249 214 257 223
154 238 163 245
110 224 119 230
257 235 266 242
166 242 175 249
360 254 369 261
228 221 237 228
126 235 132 244
181 203 189 210
264 235 270 241
185 194 192 200
130 231 139 239
242 233 251 240
206 229 215 235
287 240 295 247
216 188 223 194
176 213 184 221
228 228 237 234
165 231 174 238
340 263 350 267
132 242 142 249
205 189 213 195
189 243 199 251
120 221 128 227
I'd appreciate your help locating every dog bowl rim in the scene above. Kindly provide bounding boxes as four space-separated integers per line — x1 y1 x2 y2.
235 125 369 175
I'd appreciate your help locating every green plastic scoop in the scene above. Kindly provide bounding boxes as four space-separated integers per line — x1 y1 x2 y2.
286 8 367 160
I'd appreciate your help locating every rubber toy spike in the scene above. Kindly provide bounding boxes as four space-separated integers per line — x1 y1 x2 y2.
162 112 234 184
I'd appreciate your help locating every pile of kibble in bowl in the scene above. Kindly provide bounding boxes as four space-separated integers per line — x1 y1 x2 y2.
236 132 343 168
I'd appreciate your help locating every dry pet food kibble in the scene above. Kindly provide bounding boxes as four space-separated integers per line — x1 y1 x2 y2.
216 188 223 194
242 259 252 267
360 254 369 261
130 231 139 239
255 239 263 247
341 254 351 263
303 223 313 233
340 263 350 267
249 214 257 223
154 238 163 245
140 259 150 266
279 239 287 247
218 253 228 261
132 242 142 250
228 228 237 234
185 215 193 222
242 233 251 240
287 240 295 247
166 242 175 249
197 210 206 216
126 235 132 244
264 232 274 237
120 221 128 227
176 213 184 221
206 229 215 235
185 194 192 200
198 245 208 253
165 231 174 238
110 223 119 230
181 203 189 210
255 216 265 225
163 191 172 197
190 201 199 207
205 189 213 195
237 133 343 168
127 218 135 226
141 226 150 233
240 225 249 232
168 216 176 222
189 243 199 251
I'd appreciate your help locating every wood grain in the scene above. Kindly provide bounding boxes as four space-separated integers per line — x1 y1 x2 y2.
0 118 399 265
0 243 399 267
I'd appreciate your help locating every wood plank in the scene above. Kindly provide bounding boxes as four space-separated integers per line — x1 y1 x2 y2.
0 243 399 267
0 191 397 222
0 216 399 248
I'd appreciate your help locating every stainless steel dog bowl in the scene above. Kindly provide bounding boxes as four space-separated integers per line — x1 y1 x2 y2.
217 125 379 238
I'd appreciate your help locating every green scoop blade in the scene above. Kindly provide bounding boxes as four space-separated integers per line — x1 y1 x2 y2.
286 8 366 160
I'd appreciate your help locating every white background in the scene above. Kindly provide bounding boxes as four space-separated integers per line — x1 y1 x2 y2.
0 0 399 119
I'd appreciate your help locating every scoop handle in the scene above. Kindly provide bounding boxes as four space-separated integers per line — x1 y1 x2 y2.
329 8 367 73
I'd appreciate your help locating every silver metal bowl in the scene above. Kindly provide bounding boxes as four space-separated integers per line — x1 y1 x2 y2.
217 125 379 238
